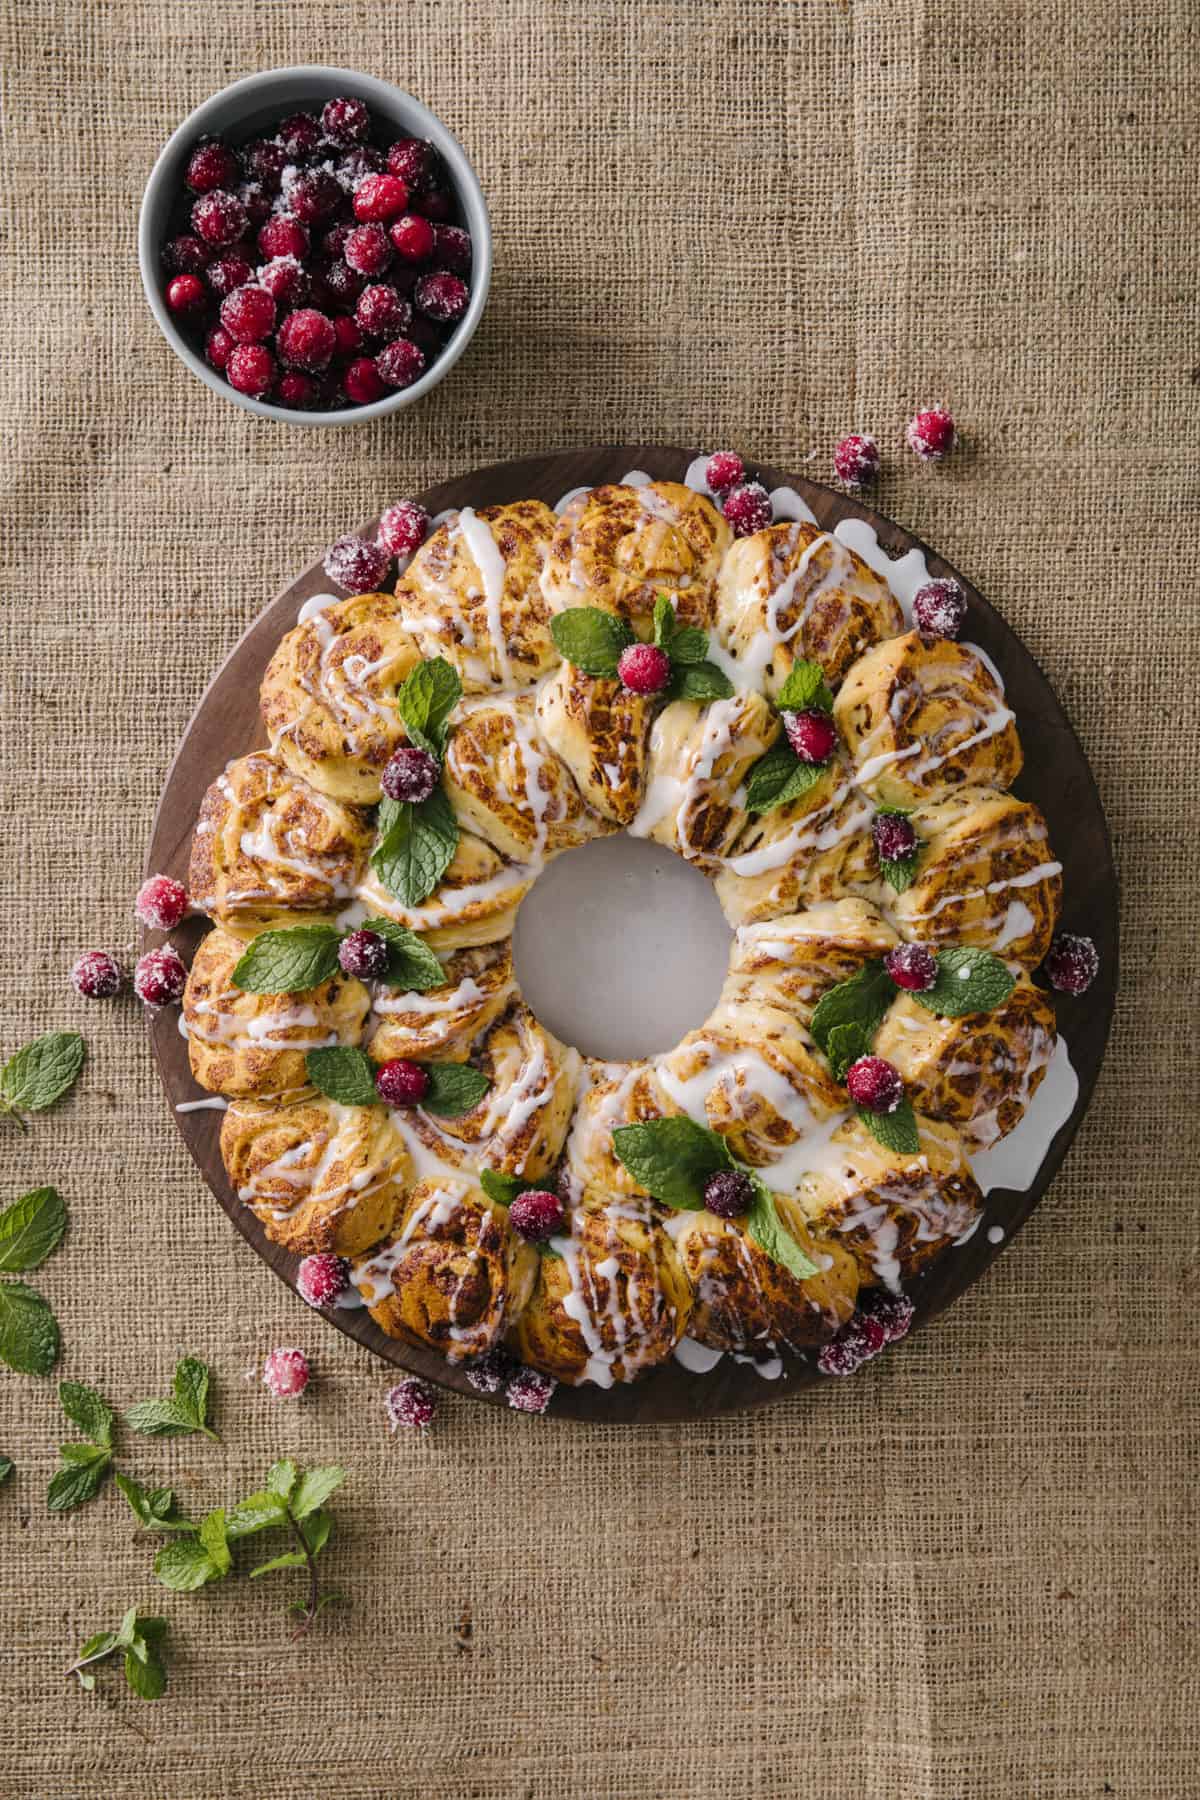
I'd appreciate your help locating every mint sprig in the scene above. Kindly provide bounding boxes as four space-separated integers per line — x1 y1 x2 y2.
114 1472 194 1534
915 948 1017 1018
479 1168 538 1207
369 658 463 909
0 1031 85 1130
549 607 635 676
0 1185 66 1273
304 1046 490 1119
743 1175 819 1282
67 1607 169 1700
874 805 921 893
856 1098 920 1156
126 1356 219 1442
743 659 837 815
809 961 896 1071
0 1186 68 1376
396 655 460 758
231 916 444 996
550 597 733 702
48 1381 115 1513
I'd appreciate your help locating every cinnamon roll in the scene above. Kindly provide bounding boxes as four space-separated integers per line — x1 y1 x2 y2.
355 831 534 951
628 690 779 868
559 1059 679 1204
442 692 613 863
668 1203 860 1352
724 899 899 1024
714 755 876 926
367 940 516 1066
535 662 652 825
541 481 731 634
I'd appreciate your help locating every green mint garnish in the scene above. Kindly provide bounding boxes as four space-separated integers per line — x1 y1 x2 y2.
0 1457 12 1486
125 1355 219 1442
744 1175 819 1280
0 1031 85 1129
551 597 732 701
776 659 835 713
808 961 895 1069
0 1280 60 1376
549 607 635 677
479 1168 539 1207
371 785 459 909
743 659 836 815
0 1185 67 1272
67 1607 169 1700
231 924 344 994
304 1046 490 1118
420 1061 491 1118
914 948 1017 1018
114 1472 194 1534
874 805 921 893
48 1380 116 1513
856 1098 920 1156
359 917 444 990
396 655 461 757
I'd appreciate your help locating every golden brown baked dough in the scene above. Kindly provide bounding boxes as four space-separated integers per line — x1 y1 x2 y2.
355 831 534 951
541 481 731 634
715 755 876 926
724 899 899 1023
669 1203 860 1352
367 940 516 1066
535 662 652 825
628 690 779 869
559 1059 679 1204
442 692 612 863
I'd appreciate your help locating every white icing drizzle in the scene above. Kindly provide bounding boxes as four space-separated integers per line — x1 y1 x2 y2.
455 507 512 685
175 1096 229 1113
969 1036 1079 1196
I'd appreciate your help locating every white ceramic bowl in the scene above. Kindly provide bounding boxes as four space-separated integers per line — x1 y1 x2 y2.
138 66 492 426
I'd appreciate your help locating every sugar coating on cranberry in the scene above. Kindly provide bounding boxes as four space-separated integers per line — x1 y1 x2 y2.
906 406 957 461
381 745 440 803
833 432 880 488
505 1367 556 1414
226 343 275 398
338 928 389 980
432 224 471 272
204 254 253 299
885 943 938 993
287 169 341 223
353 173 409 222
377 500 430 559
387 137 436 187
386 1377 437 1431
321 95 370 145
375 1058 431 1107
219 284 276 344
185 138 238 194
277 111 321 157
163 234 211 275
344 222 393 277
722 481 773 537
70 950 123 1000
912 578 967 642
702 1169 754 1219
262 1346 310 1399
784 707 837 765
846 1055 904 1114
705 450 745 494
389 212 436 264
356 283 411 339
165 274 206 316
818 1310 890 1376
244 137 290 190
862 1290 915 1344
324 532 391 594
1044 933 1099 996
375 337 426 390
191 189 247 247
258 257 309 309
276 307 336 372
345 356 387 404
872 812 918 864
296 1252 350 1308
205 325 234 371
817 1332 865 1377
135 874 189 931
617 642 671 696
508 1189 565 1242
133 946 187 1008
465 1348 515 1395
256 213 308 262
414 271 468 322
318 260 365 310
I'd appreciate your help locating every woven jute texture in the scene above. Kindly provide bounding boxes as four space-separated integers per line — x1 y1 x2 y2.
1 3 1196 1796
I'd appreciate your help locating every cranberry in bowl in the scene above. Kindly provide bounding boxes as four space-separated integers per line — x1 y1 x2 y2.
139 66 491 425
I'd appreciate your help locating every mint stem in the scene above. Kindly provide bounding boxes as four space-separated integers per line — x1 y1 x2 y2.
0 1099 28 1133
284 1503 322 1641
65 1643 118 1685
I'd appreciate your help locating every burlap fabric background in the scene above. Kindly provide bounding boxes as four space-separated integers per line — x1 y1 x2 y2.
1 3 1196 1795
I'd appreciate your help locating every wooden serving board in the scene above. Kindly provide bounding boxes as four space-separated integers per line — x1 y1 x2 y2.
143 446 1118 1423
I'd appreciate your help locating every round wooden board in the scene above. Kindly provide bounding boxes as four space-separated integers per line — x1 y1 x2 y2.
144 445 1118 1423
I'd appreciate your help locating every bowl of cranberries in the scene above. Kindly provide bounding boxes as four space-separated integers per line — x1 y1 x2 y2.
139 66 491 423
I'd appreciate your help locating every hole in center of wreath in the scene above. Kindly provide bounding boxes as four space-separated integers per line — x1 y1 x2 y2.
513 834 732 1061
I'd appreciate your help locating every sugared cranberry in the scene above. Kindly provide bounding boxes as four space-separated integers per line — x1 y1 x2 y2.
324 532 391 594
185 138 238 193
321 220 352 258
321 95 370 146
277 307 336 372
817 1332 865 1377
705 450 745 493
344 356 387 404
205 325 235 371
375 1058 431 1107
818 1311 889 1376
243 137 290 191
338 928 389 980
1044 933 1099 996
331 314 362 356
389 212 436 264
432 225 471 272
191 189 247 247
277 111 321 158
262 1346 310 1399
884 943 937 993
405 314 443 357
377 499 430 559
414 271 468 322
344 222 392 276
334 146 384 186
237 181 273 227
872 812 918 864
846 1055 904 1114
165 274 206 316
135 874 189 931
381 745 440 803
386 1377 437 1431
784 707 837 764
296 1252 350 1308
70 950 123 1000
219 284 276 344
163 233 210 275
375 337 426 389
617 643 671 695
258 258 309 308
133 946 187 1008
257 214 309 261
414 187 453 222
505 1367 556 1414
277 371 319 410
205 254 253 299
465 1348 515 1395
912 578 967 642
387 137 436 188
508 1189 565 1242
906 406 957 462
862 1291 915 1343
355 283 411 339
833 432 880 488
702 1169 753 1219
353 173 409 222
226 343 276 398
721 481 773 536
287 170 341 223
319 260 365 308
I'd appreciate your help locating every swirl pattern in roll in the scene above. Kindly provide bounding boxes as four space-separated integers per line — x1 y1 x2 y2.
541 481 731 633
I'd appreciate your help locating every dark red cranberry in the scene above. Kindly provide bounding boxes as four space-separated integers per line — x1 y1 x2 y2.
375 337 426 389
508 1189 565 1242
884 943 937 992
387 1377 437 1430
324 533 391 592
257 214 309 261
389 213 436 264
277 111 322 158
321 95 370 145
205 325 235 371
381 746 440 803
70 950 123 999
204 254 253 299
386 137 437 187
872 812 918 863
133 946 187 1007
338 928 389 980
705 450 744 493
135 875 189 930
377 500 429 558
333 146 384 186
344 222 392 276
505 1367 556 1413
277 371 319 410
219 284 276 344
319 260 365 308
287 170 341 223
258 258 310 308
817 1332 866 1377
702 1169 754 1218
465 1348 515 1394
296 1252 350 1307
906 406 957 461
162 233 211 275
846 1055 904 1114
432 225 472 272
323 221 354 259
414 187 453 221
833 433 880 488
784 708 837 764
165 273 206 316
277 308 336 372
356 283 411 338
616 643 671 695
191 189 247 246
331 314 362 356
912 578 967 642
375 1058 431 1106
1043 933 1099 996
414 271 468 323
226 343 275 398
721 481 773 536
353 173 409 222
236 181 272 227
344 356 387 404
862 1291 915 1343
185 138 238 193
243 137 290 191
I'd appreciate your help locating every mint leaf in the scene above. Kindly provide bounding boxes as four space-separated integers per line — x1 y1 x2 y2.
360 917 444 991
249 1548 308 1577
420 1061 490 1118
266 1459 299 1502
59 1381 113 1448
744 1178 819 1280
0 1457 12 1485
154 1536 224 1592
124 1399 193 1437
69 1613 169 1700
300 1509 333 1556
666 626 709 665
291 1465 346 1520
857 1098 920 1155
123 1641 167 1700
651 594 676 650
0 1032 85 1118
305 1045 378 1107
226 1491 288 1539
611 1116 733 1208
0 1186 67 1272
667 660 734 703
824 1021 874 1084
0 1281 59 1374
479 1169 533 1207
114 1472 192 1533
549 606 634 677
198 1507 232 1576
371 785 458 908
172 1356 218 1439
397 656 461 756
231 925 343 995
916 948 1017 1018
744 745 826 814
882 853 919 894
776 659 834 713
809 961 894 1065
48 1450 111 1513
